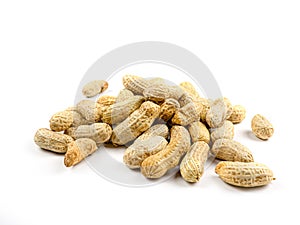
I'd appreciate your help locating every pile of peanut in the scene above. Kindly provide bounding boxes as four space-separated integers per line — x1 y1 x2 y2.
34 75 275 188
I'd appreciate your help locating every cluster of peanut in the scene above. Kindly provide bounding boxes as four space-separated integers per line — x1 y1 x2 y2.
34 75 275 188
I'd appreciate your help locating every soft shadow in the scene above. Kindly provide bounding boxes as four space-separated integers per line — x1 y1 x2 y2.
242 130 264 142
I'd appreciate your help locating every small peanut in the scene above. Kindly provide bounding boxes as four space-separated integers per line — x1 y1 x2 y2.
122 75 149 95
188 121 210 144
172 102 202 126
116 89 134 103
159 98 180 122
210 120 234 143
215 161 275 187
82 80 108 97
251 114 274 140
65 107 89 127
143 84 184 103
211 139 254 162
141 126 191 179
64 138 98 167
180 141 210 183
228 105 246 124
49 110 73 132
137 124 169 141
34 128 74 153
76 100 102 123
123 136 168 169
111 101 160 145
206 98 230 128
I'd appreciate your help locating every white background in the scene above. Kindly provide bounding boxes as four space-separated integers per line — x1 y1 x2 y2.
0 1 299 224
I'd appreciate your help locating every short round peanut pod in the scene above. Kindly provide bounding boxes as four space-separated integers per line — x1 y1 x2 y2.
82 80 108 97
188 121 210 144
49 110 73 132
206 98 229 128
228 105 246 124
210 120 234 143
76 100 102 123
172 102 202 126
251 114 274 140
159 98 180 122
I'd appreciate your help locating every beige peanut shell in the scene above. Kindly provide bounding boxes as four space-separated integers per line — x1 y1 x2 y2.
137 124 169 141
82 80 108 97
172 102 202 126
122 75 149 95
76 100 102 123
210 120 234 143
34 128 74 153
143 84 184 103
215 161 275 187
179 81 201 100
188 121 210 144
206 98 230 128
180 141 210 183
141 126 191 179
251 114 274 140
116 89 134 103
211 139 254 162
96 95 116 106
159 98 180 122
64 138 98 167
228 105 246 124
49 110 73 132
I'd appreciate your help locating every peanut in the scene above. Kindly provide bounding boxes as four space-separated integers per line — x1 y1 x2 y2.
111 101 160 145
206 98 229 128
143 84 184 103
82 80 108 97
159 98 180 122
228 105 246 124
64 138 98 167
172 102 202 126
49 110 73 132
65 107 89 127
210 120 234 143
34 128 74 153
141 126 191 178
137 124 169 141
178 92 194 107
215 161 275 187
180 141 210 183
123 136 168 169
251 114 274 140
101 95 144 124
179 81 201 100
116 89 134 103
70 123 112 146
122 75 149 95
188 121 210 144
211 139 254 162
76 100 102 123
96 95 116 106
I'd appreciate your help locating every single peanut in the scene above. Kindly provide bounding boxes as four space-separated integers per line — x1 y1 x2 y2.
159 98 180 122
34 128 74 153
179 81 201 100
101 95 144 124
82 80 108 97
251 114 274 140
137 124 169 141
116 89 134 103
206 98 229 128
65 107 89 127
111 101 160 145
228 105 246 124
70 123 112 146
143 84 184 103
211 139 254 162
210 120 234 143
141 126 191 179
123 136 168 169
122 75 149 95
172 102 202 126
178 92 194 107
180 141 210 183
64 138 98 167
96 95 116 106
188 121 210 144
76 100 102 123
49 110 73 132
215 161 275 187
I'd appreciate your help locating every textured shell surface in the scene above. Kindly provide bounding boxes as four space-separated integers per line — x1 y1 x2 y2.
82 80 108 97
49 110 74 132
34 128 74 153
76 100 102 123
228 105 246 124
251 114 274 140
141 126 191 179
143 84 184 102
159 98 180 122
188 121 210 144
123 136 168 169
97 95 116 106
179 81 201 100
172 102 202 126
215 161 275 187
180 141 210 183
64 138 98 167
210 120 234 143
211 139 254 162
137 124 169 140
122 75 149 95
116 89 134 103
111 101 160 145
206 98 229 128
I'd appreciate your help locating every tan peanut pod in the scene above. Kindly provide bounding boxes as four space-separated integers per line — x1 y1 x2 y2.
76 100 102 123
211 139 254 162
172 102 202 126
49 110 73 132
65 107 89 127
123 136 168 169
143 84 184 103
102 96 144 124
228 105 246 124
251 114 274 140
34 128 74 153
122 75 149 95
179 81 201 100
180 141 210 183
71 123 112 146
188 121 210 144
96 95 116 106
64 127 77 137
215 161 275 187
210 120 234 143
159 98 180 121
206 98 229 128
198 98 210 123
223 97 233 119
111 101 160 145
141 126 191 179
64 138 98 167
116 89 134 103
82 80 108 97
137 124 169 140
178 92 194 107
